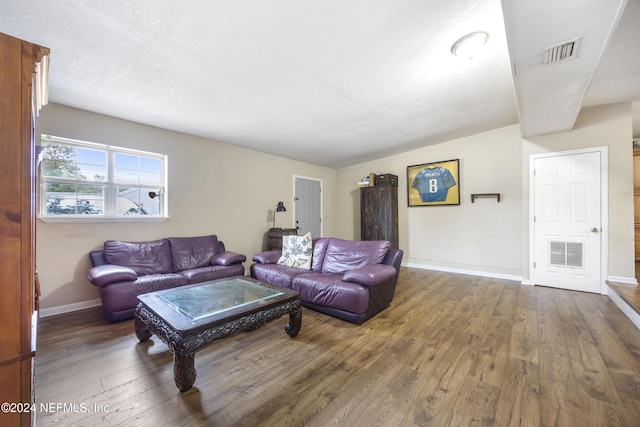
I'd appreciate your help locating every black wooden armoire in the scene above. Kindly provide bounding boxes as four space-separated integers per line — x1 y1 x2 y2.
360 175 398 248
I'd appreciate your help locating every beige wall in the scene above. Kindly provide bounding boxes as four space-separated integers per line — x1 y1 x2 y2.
335 102 635 283
35 103 336 312
35 101 636 314
335 125 524 278
522 102 635 280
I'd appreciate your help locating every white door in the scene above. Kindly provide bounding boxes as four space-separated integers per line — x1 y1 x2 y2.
294 177 322 237
533 151 603 293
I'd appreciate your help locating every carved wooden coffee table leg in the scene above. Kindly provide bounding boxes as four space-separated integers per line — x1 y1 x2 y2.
134 314 152 342
174 352 196 392
285 305 302 338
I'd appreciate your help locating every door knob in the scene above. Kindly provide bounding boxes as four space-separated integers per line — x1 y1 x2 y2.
591 227 599 233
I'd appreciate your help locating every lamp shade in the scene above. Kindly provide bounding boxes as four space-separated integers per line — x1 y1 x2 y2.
275 201 286 212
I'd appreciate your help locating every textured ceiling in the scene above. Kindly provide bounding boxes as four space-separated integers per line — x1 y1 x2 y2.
1 0 638 167
503 0 634 137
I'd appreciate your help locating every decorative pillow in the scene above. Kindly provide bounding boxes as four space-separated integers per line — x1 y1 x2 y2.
277 232 312 270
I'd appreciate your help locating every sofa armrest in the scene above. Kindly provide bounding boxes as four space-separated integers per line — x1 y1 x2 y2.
87 264 137 288
211 251 246 266
252 251 282 264
343 264 396 286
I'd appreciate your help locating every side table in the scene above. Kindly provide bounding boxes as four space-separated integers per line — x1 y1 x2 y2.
267 228 298 251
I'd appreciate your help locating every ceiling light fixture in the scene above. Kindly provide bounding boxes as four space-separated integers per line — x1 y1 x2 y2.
451 31 489 60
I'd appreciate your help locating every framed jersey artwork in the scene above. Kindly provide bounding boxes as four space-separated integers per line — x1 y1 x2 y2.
407 159 460 206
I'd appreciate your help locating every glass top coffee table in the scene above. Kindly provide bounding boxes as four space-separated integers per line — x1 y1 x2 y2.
134 276 301 391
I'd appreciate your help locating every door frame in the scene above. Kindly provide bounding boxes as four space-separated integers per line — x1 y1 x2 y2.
528 146 609 294
293 175 323 237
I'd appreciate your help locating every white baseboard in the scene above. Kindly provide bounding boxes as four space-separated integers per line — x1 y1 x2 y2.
402 262 522 282
607 284 640 330
608 275 638 285
39 299 102 318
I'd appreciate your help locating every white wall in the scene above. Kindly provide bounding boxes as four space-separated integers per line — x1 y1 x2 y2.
521 102 635 281
336 125 524 278
335 103 636 282
35 103 336 312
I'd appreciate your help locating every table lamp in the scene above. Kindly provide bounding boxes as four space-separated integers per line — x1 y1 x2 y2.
273 201 286 229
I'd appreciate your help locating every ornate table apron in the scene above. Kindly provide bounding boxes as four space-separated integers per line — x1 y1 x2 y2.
134 299 302 391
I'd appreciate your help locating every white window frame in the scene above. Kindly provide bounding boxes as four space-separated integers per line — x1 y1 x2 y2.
38 135 168 223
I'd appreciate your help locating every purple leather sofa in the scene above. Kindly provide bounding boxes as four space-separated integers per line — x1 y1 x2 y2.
87 234 246 322
250 237 403 323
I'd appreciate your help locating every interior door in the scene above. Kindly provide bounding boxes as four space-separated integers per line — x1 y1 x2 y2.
533 151 602 293
294 177 321 237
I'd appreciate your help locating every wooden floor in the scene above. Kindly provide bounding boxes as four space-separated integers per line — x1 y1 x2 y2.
608 261 640 317
35 268 640 426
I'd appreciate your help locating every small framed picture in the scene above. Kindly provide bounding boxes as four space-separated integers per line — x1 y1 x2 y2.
407 159 460 206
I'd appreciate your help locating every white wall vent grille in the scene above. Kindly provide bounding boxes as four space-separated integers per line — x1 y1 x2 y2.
543 38 580 65
550 241 584 268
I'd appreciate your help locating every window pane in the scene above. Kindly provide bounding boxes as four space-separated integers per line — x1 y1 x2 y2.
115 153 139 169
139 171 161 186
114 168 139 184
140 157 161 172
44 182 104 215
144 189 161 215
76 184 105 215
77 148 106 166
42 158 75 179
117 187 151 216
78 164 107 182
42 144 77 179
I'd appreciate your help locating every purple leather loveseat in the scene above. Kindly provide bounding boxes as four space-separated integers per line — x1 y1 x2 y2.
250 237 403 323
87 234 246 322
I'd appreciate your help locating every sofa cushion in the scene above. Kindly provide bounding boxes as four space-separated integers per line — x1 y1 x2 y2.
180 264 245 283
250 263 308 289
132 273 189 293
321 239 390 275
104 239 173 275
311 238 331 272
277 232 312 270
292 272 369 314
168 235 219 272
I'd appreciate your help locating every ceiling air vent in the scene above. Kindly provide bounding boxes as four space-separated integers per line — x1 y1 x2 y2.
543 38 580 65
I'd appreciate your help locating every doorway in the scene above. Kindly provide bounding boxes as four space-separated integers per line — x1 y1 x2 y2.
294 176 322 237
530 147 608 294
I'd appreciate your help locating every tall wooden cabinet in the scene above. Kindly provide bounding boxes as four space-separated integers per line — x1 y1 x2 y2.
360 184 399 248
0 33 49 427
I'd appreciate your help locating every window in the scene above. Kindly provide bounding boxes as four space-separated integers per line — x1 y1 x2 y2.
39 135 167 220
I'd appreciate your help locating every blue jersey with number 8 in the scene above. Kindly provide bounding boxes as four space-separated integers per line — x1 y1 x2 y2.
412 167 456 202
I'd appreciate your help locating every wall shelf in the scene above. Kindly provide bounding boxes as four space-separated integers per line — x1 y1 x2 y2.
471 193 500 203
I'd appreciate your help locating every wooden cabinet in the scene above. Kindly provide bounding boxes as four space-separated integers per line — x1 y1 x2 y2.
360 184 399 248
0 32 49 427
267 228 298 251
